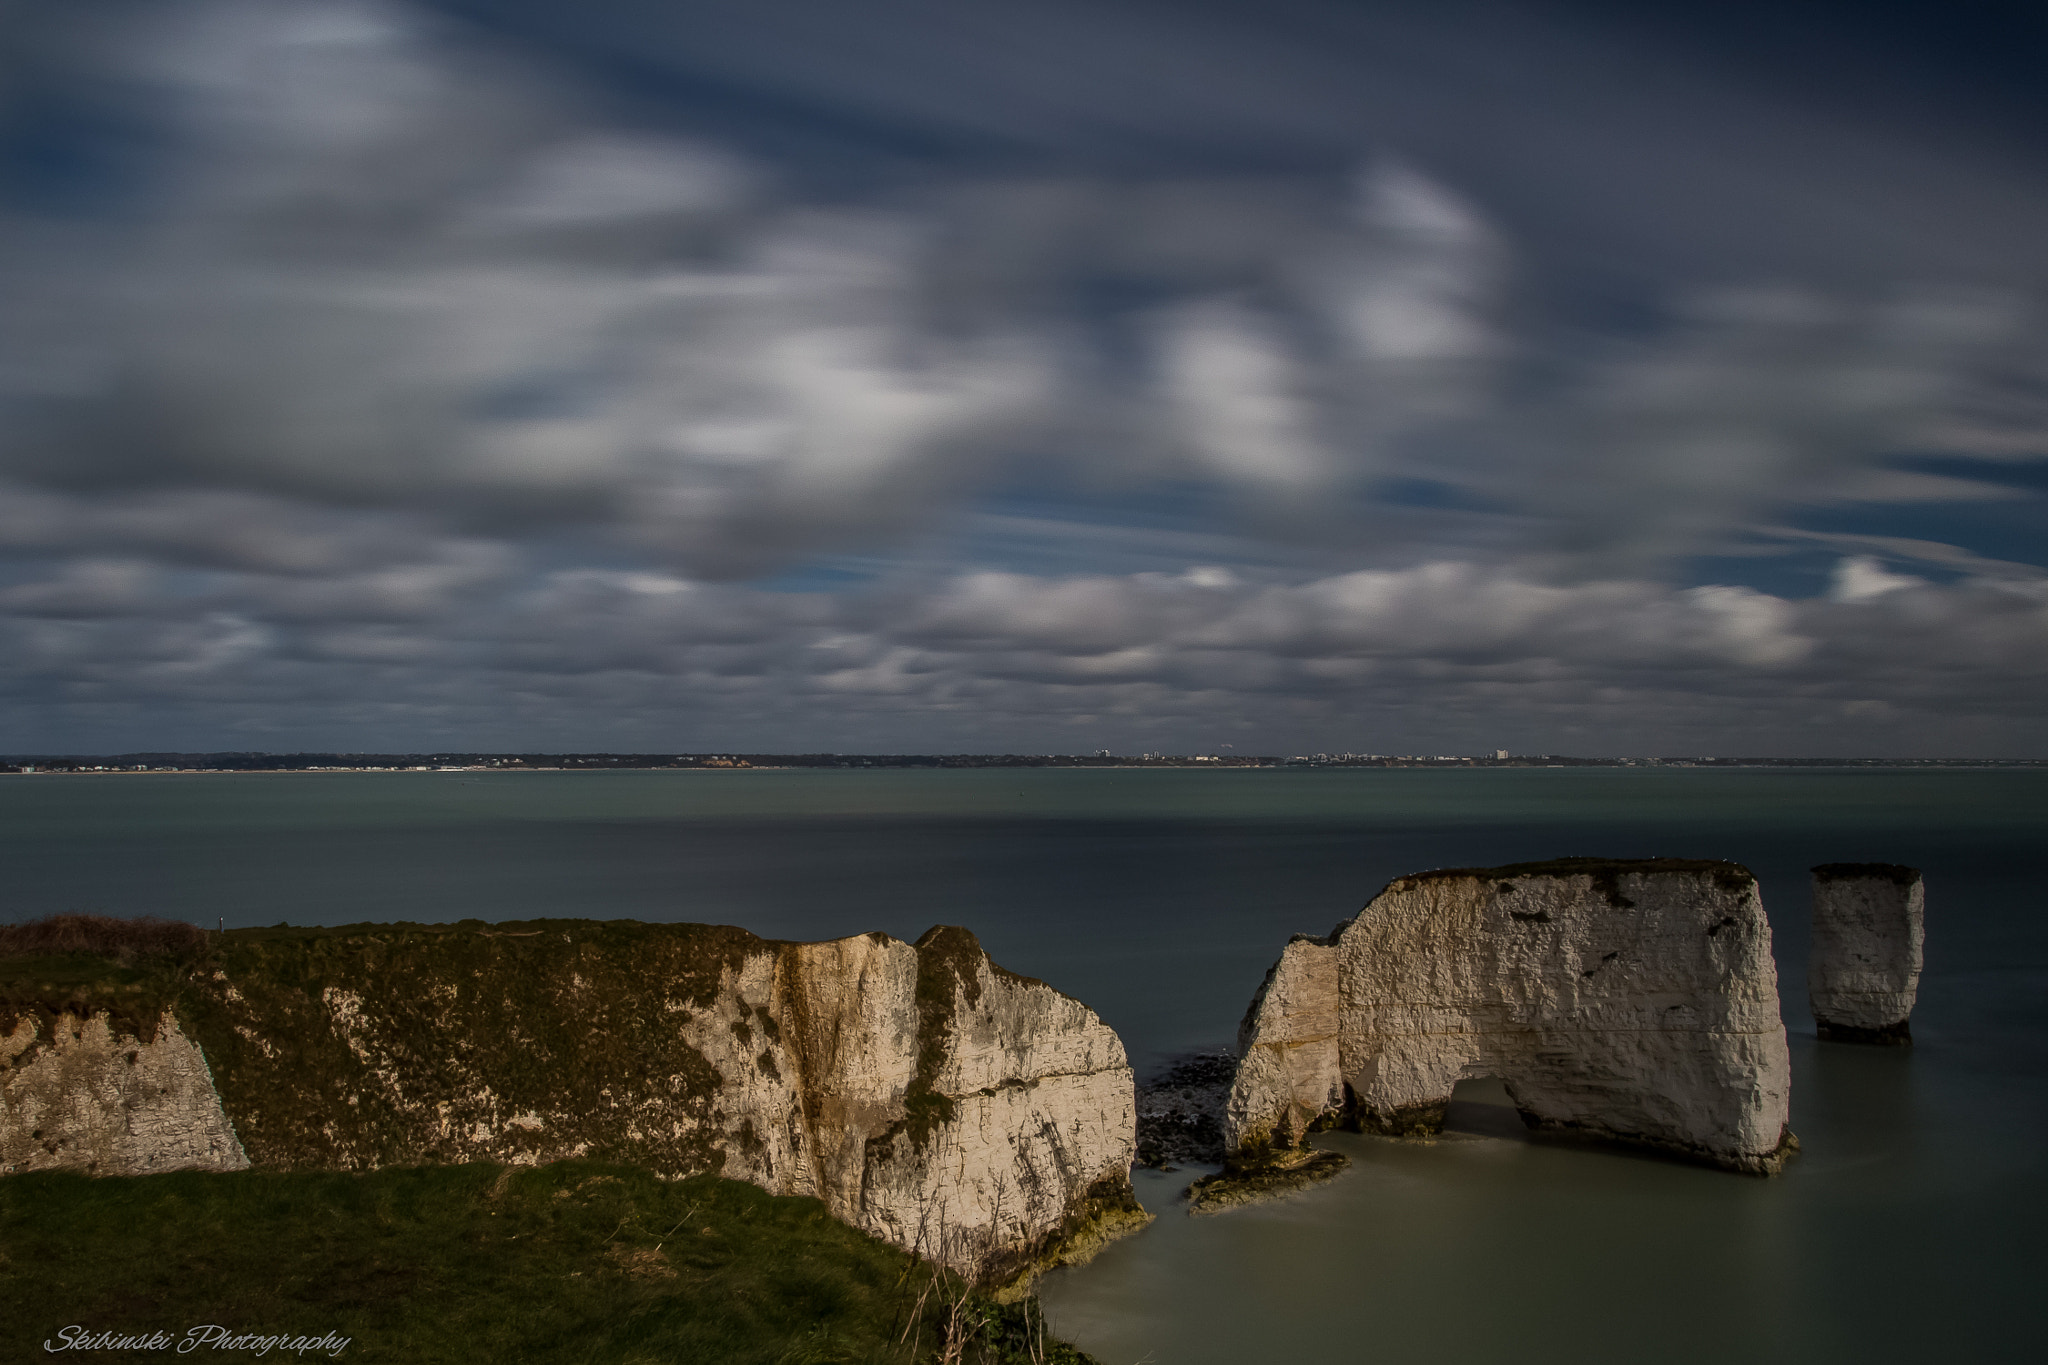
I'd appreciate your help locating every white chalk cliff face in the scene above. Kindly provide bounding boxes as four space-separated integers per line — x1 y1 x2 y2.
685 926 1145 1278
1226 932 1342 1151
1809 864 1924 1044
0 922 1140 1282
0 1011 247 1176
1227 859 1795 1174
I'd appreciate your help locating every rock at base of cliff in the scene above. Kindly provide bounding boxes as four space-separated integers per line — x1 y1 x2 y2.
1816 1018 1912 1046
1135 1051 1233 1169
1186 1146 1350 1214
1520 1115 1802 1176
1810 863 1923 1044
987 1172 1156 1301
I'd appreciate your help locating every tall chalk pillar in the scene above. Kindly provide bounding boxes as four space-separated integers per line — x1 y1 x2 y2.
1809 863 1924 1044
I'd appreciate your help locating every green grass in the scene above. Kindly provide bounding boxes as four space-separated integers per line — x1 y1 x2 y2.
0 1160 1097 1364
0 950 204 1051
0 914 214 1047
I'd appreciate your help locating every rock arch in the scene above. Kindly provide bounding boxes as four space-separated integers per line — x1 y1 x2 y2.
1226 858 1794 1174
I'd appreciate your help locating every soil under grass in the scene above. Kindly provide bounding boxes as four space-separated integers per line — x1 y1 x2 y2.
0 1160 1098 1364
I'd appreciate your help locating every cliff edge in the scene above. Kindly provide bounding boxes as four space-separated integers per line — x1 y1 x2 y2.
2 919 1144 1284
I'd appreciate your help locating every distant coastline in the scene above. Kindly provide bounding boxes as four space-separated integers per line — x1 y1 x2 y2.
2 751 2043 774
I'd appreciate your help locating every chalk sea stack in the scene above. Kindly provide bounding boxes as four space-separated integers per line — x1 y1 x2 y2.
1809 863 1924 1045
2 920 1145 1284
1223 858 1796 1184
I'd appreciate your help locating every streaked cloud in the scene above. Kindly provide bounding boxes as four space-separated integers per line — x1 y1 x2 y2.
3 551 2043 753
0 0 2043 753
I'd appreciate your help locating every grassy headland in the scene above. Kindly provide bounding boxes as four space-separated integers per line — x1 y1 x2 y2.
0 916 1102 1362
0 1159 1097 1363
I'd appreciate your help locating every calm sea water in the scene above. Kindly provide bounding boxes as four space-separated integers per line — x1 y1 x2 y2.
3 767 2043 1362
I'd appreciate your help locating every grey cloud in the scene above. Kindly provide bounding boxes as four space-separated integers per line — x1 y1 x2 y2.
0 559 162 617
240 545 512 621
455 0 2048 283
1504 286 2046 572
4 0 2042 586
1826 470 2022 504
2 2 1061 575
2 0 2045 754
893 564 1818 678
12 554 2040 753
1829 557 1927 604
1750 526 2048 584
4 611 276 690
0 485 476 574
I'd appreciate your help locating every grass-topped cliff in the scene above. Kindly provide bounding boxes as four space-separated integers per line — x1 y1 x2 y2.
0 914 211 1049
4 912 1143 1327
2 916 780 1175
179 918 769 1173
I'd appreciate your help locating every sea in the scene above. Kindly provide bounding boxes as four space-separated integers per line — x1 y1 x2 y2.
3 766 2042 1362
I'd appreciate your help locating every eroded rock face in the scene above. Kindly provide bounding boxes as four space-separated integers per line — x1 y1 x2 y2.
0 1010 247 1175
1226 859 1794 1174
6 920 1139 1282
1809 863 1924 1045
726 926 1143 1279
1225 932 1341 1153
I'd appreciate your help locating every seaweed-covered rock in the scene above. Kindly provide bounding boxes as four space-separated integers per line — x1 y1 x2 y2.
2 920 1141 1282
1186 1146 1348 1213
1226 858 1795 1175
1809 864 1924 1045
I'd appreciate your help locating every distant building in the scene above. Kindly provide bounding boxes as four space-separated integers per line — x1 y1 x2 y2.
1495 749 1509 760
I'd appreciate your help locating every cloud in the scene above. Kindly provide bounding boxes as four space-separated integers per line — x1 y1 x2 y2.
1829 556 1927 603
1 0 2045 752
5 0 2042 584
1748 526 2048 584
0 485 468 574
1157 300 1328 494
2 1 1059 577
1506 285 2044 572
5 548 2041 753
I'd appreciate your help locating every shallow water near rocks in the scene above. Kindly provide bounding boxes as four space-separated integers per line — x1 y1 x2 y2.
3 766 2043 1361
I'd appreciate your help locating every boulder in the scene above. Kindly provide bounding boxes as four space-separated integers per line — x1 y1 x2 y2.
1809 863 1924 1044
1225 858 1795 1175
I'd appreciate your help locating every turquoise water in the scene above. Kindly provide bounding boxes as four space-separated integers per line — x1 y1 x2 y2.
3 767 2044 1361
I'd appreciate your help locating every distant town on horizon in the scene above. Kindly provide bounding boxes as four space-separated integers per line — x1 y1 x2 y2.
4 752 2043 774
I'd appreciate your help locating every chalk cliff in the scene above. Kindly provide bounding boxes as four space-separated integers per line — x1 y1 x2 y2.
1225 931 1342 1152
0 1009 246 1176
0 921 1142 1282
1226 858 1795 1175
1809 863 1923 1044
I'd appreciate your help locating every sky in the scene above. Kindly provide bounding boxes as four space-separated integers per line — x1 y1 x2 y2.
1 0 2044 757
